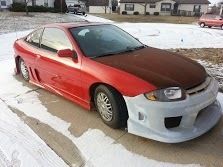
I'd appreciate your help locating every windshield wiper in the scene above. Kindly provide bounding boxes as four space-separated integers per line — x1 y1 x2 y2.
91 45 147 59
91 48 136 59
127 45 147 51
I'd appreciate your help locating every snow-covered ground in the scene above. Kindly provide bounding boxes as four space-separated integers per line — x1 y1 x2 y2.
0 12 83 34
0 14 223 167
0 101 68 167
76 14 223 49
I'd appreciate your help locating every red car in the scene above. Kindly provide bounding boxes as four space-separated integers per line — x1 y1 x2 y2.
199 14 223 29
14 22 221 143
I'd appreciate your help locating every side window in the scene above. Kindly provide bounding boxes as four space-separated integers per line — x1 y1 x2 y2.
41 28 73 53
150 3 156 8
125 4 134 11
26 29 43 47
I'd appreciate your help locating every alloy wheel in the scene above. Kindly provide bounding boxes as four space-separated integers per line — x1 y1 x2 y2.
96 92 113 122
20 60 29 80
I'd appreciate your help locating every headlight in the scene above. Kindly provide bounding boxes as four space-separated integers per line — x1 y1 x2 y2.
144 87 186 102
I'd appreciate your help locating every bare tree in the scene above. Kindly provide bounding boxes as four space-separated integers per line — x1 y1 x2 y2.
24 0 31 15
138 0 148 15
103 0 110 14
220 1 223 15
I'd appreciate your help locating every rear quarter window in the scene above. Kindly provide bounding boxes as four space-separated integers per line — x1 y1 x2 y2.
41 28 73 53
26 29 43 47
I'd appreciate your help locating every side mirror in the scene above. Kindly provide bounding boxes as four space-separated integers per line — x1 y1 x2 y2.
57 49 77 59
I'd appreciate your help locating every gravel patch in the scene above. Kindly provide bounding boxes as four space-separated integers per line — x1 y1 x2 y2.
0 12 84 34
170 48 223 90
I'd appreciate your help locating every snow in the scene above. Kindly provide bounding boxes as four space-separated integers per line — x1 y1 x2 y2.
209 0 222 5
0 13 83 34
197 60 223 88
75 15 223 49
0 54 68 166
0 100 68 167
0 32 203 167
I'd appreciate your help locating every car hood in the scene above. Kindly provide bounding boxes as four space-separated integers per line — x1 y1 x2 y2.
94 47 207 90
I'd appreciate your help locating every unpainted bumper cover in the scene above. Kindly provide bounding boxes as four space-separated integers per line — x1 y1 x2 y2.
124 78 222 143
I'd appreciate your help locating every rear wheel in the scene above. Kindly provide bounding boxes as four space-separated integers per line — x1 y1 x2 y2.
200 22 205 28
19 58 29 81
94 85 128 129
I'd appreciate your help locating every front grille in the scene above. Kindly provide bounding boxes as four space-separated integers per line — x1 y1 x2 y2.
165 116 182 129
186 77 211 96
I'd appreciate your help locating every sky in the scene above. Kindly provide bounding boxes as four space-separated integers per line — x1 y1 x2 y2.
209 0 222 5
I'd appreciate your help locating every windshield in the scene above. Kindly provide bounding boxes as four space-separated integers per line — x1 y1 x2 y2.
70 24 144 58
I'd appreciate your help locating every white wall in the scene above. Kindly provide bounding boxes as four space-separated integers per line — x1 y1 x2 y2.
154 0 175 15
178 4 208 13
120 3 144 14
27 0 54 7
89 6 111 13
66 0 84 6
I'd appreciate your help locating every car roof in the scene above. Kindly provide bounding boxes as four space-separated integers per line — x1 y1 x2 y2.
43 22 108 29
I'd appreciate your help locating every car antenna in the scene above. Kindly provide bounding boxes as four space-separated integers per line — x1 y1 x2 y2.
12 12 18 40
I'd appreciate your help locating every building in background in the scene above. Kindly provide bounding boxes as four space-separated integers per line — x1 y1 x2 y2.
11 0 55 7
89 0 112 13
119 0 210 16
0 0 12 9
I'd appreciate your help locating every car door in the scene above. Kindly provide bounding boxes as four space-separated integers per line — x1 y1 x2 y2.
36 27 83 100
209 15 219 26
214 16 223 27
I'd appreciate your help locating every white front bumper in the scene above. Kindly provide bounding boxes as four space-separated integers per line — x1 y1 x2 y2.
124 78 222 143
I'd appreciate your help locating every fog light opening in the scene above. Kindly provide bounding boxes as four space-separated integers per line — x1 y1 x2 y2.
165 116 182 129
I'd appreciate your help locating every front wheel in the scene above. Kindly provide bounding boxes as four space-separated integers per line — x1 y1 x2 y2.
200 22 205 28
19 58 30 81
94 85 128 129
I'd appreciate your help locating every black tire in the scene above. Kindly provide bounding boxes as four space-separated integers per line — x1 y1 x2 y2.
200 22 205 28
94 85 128 129
82 12 85 15
19 58 30 81
208 26 212 28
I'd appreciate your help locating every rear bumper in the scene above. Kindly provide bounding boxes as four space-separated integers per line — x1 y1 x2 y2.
124 78 222 143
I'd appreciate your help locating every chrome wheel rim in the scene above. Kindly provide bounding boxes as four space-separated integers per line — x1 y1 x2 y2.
96 92 113 122
20 60 29 80
201 23 205 27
